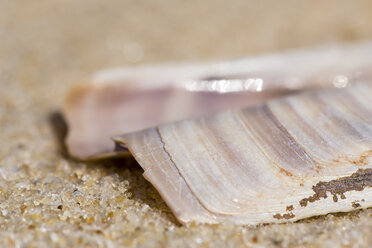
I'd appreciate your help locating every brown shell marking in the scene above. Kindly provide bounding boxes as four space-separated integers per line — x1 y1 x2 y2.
273 205 295 220
299 168 372 207
352 201 361 208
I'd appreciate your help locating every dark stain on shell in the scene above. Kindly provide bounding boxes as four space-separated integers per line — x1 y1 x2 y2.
273 212 295 220
286 205 294 211
352 201 361 208
300 168 372 207
345 150 372 166
274 205 295 220
333 150 372 166
279 168 294 177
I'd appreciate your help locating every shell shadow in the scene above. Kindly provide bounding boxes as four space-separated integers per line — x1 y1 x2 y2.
48 111 180 225
49 111 69 158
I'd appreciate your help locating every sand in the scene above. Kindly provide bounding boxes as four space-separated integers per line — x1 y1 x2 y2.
1 0 372 247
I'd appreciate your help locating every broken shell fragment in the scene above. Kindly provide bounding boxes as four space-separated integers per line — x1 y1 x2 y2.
114 82 372 225
64 42 372 159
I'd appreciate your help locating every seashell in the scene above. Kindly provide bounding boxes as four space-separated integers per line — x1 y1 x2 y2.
64 42 372 160
114 81 372 225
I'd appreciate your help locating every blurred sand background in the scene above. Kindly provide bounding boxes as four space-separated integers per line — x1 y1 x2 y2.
1 0 372 247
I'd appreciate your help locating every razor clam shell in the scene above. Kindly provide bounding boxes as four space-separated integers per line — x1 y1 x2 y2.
114 82 372 225
64 42 372 160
